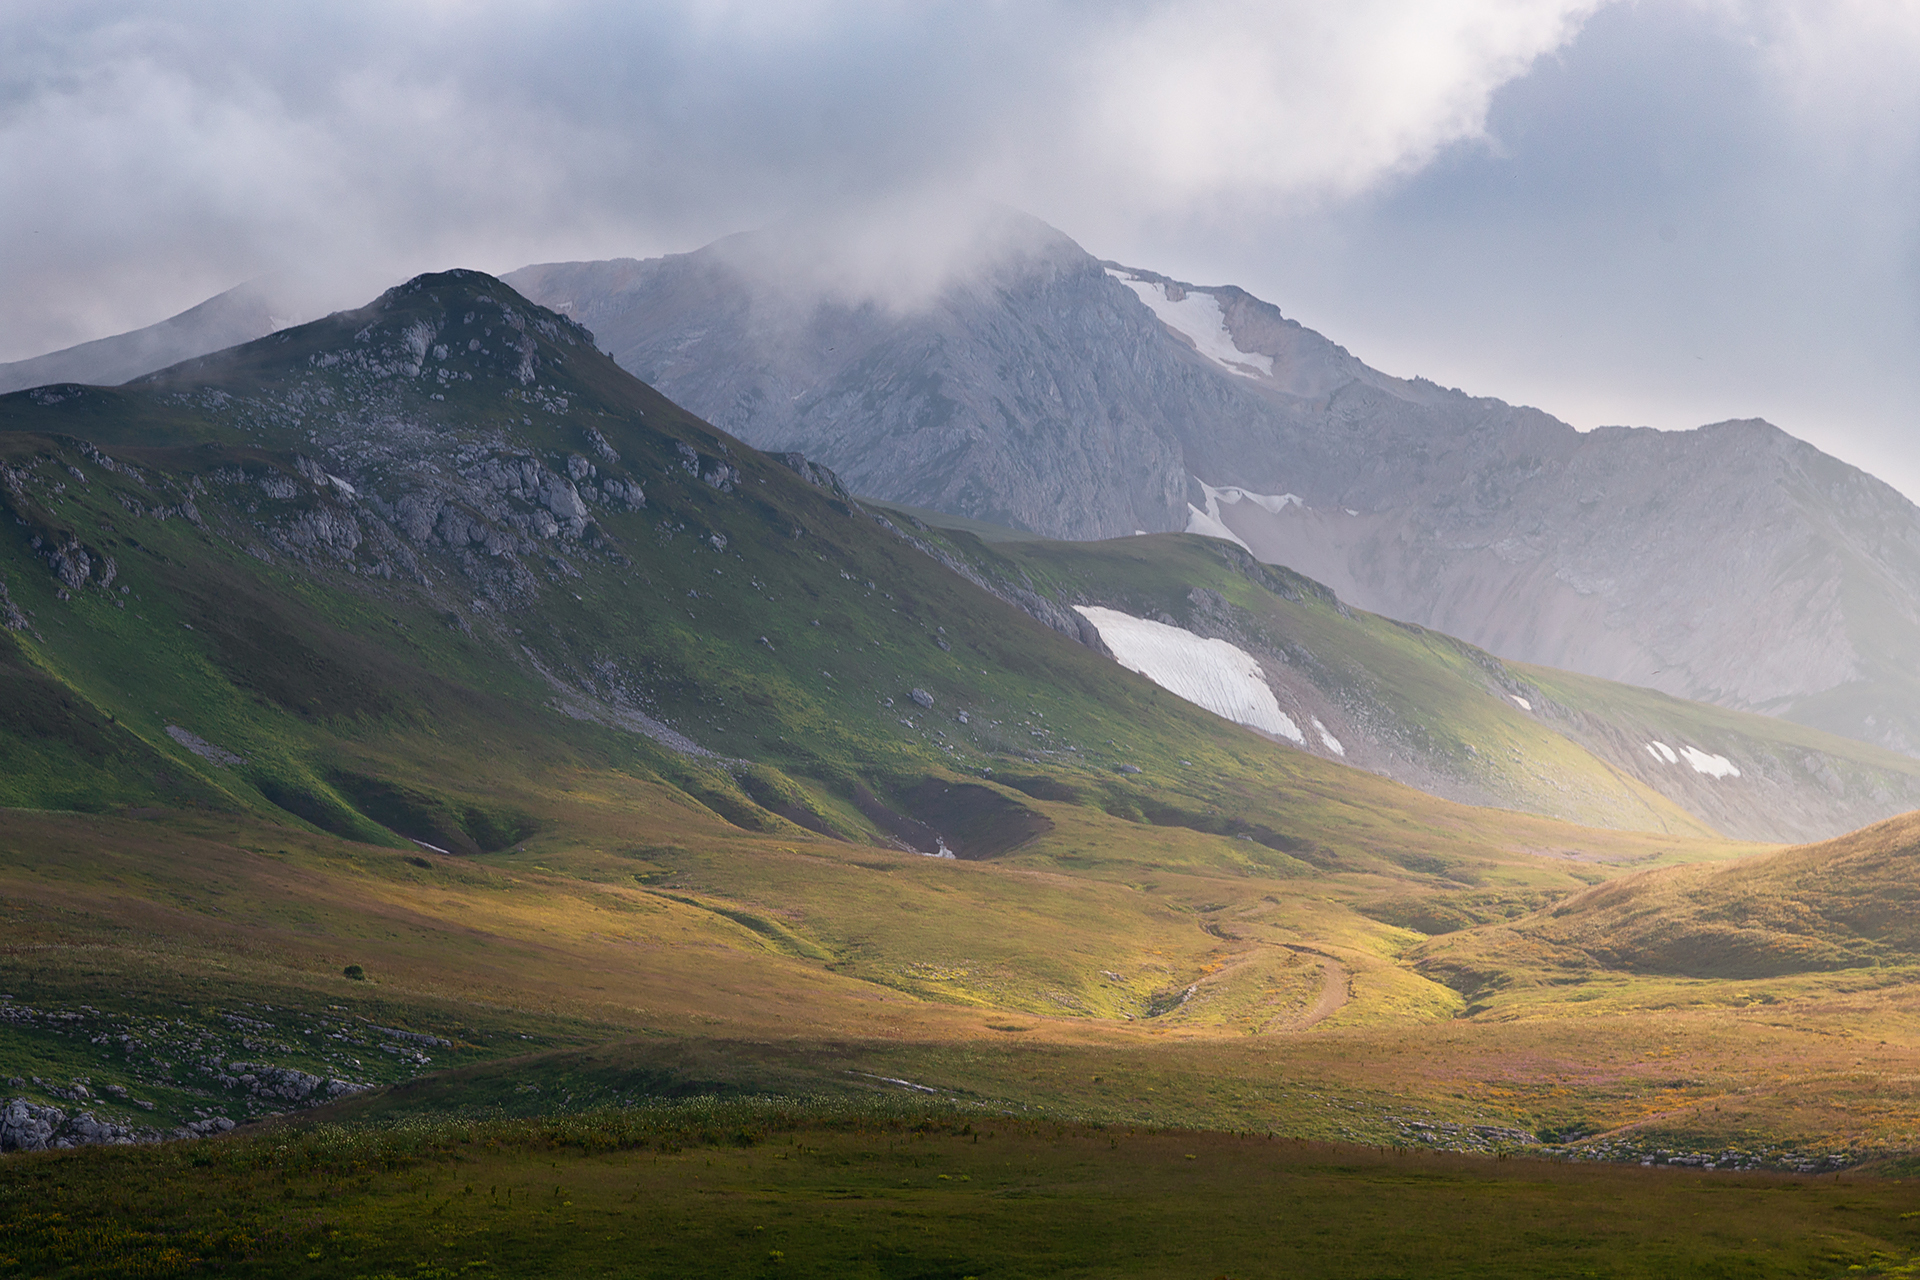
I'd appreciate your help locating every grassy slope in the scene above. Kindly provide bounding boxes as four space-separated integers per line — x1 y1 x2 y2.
4 272 1920 1190
911 522 1920 844
1419 811 1920 992
10 1101 1920 1279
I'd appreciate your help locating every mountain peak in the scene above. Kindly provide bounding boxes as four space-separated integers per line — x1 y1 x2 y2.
129 270 603 400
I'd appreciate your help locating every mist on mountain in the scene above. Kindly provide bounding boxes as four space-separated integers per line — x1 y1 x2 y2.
505 216 1920 760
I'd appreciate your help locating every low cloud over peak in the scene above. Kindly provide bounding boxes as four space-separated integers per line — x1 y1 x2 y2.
0 1 1600 358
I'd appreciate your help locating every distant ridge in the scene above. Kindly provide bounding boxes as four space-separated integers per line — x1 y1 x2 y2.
0 281 283 394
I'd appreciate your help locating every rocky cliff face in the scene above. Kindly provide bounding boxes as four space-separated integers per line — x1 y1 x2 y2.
505 219 1920 757
1204 419 1920 742
508 225 1200 540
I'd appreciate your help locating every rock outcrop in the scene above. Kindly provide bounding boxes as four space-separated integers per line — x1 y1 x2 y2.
0 1097 153 1152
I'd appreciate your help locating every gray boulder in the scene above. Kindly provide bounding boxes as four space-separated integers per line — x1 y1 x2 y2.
0 1097 64 1152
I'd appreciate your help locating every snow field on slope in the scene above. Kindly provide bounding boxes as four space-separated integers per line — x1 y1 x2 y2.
1074 606 1303 744
1107 270 1274 378
1184 501 1251 551
1210 482 1303 514
1646 739 1741 778
1183 477 1304 549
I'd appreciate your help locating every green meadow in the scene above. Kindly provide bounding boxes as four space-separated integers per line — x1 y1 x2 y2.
12 1100 1920 1279
6 273 1920 1273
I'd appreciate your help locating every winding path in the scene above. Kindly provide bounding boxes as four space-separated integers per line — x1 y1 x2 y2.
1300 956 1350 1027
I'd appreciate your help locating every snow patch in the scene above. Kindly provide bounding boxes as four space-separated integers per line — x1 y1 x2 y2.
1184 499 1252 551
1075 606 1302 744
1311 717 1345 756
1649 741 1679 764
1679 746 1741 779
1185 477 1302 550
1509 695 1532 711
1199 477 1303 515
1210 482 1302 515
1108 270 1274 378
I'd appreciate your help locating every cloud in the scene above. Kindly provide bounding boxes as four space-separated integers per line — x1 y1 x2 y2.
8 0 1918 507
1202 0 1920 499
1060 0 1603 207
0 0 1608 358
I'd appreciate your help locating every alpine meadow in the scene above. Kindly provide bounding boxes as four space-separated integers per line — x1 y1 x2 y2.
12 6 1920 1277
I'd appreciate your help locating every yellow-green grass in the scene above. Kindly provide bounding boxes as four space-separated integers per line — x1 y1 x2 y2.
4 787 1917 1161
10 1100 1920 1279
953 531 1714 833
8 268 1920 1193
1418 812 1920 998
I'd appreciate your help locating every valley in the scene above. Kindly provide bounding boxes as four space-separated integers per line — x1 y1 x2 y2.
5 270 1920 1276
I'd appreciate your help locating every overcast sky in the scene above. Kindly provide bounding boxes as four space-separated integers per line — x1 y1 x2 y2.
6 1 1920 495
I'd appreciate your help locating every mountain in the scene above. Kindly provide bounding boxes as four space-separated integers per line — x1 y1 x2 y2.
0 280 285 396
10 267 1654 875
0 269 1731 1142
882 503 1920 845
504 218 1920 761
9 268 1920 1190
8 261 1909 843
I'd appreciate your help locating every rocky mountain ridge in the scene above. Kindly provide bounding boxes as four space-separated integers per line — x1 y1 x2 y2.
12 222 1920 759
503 219 1920 758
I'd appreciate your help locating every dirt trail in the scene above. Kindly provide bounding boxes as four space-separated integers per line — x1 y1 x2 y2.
1301 956 1350 1027
1253 948 1351 1033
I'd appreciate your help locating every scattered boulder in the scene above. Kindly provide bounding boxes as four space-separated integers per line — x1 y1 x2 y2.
282 506 363 559
174 1116 237 1139
0 577 25 631
47 539 90 589
774 452 854 501
220 1061 367 1104
600 477 646 510
395 491 440 542
64 1112 142 1146
584 426 620 464
165 725 246 768
536 471 589 527
910 688 935 710
257 472 301 501
0 1098 63 1152
1 1098 150 1151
